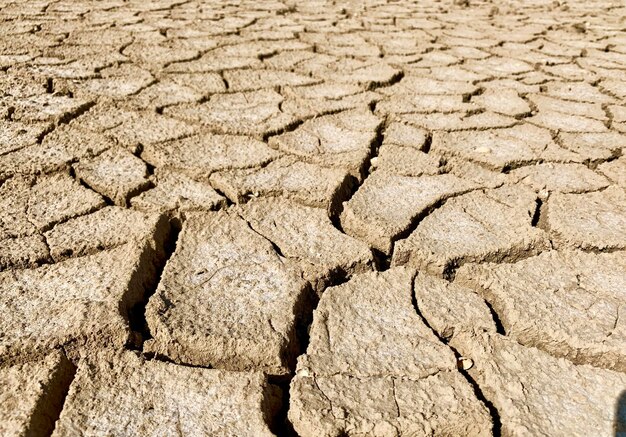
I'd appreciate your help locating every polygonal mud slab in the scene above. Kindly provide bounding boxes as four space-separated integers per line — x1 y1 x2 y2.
527 93 606 120
296 268 452 377
73 64 154 99
463 56 534 77
210 156 353 215
106 112 198 150
163 72 227 96
371 144 443 177
0 352 75 437
240 197 373 293
3 94 93 125
73 106 197 150
456 250 626 372
380 122 429 150
0 235 49 271
290 372 491 437
123 42 200 68
44 206 167 261
126 79 203 110
0 173 104 238
141 133 279 179
74 148 150 206
557 132 625 162
53 352 280 437
413 272 497 341
267 109 381 179
130 169 225 213
290 268 492 436
509 163 610 194
0 242 163 366
398 111 516 131
598 157 626 188
281 90 381 121
223 69 320 92
451 332 626 437
444 157 508 189
0 125 116 181
314 61 402 89
431 124 581 171
544 81 616 104
375 93 478 115
472 89 531 117
393 185 549 276
145 211 312 375
340 172 476 254
546 186 626 251
528 111 608 133
164 89 298 139
378 76 477 96
0 120 51 155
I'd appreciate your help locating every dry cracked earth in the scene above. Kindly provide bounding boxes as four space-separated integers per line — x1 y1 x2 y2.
1 0 626 436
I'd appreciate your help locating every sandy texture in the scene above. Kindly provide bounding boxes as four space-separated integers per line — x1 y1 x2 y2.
1 0 625 434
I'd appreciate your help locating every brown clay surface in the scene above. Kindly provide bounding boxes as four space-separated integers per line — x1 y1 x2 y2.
0 0 625 436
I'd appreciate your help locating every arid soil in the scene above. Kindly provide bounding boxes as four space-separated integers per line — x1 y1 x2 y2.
1 0 626 436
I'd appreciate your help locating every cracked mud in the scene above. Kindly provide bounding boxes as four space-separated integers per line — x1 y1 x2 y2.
1 0 625 436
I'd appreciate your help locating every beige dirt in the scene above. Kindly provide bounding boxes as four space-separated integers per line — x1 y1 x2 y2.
1 0 625 435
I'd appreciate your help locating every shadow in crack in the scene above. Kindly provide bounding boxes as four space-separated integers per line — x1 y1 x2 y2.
616 390 626 436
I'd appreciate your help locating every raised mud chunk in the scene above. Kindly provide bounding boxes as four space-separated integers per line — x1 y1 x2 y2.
130 169 225 213
456 250 626 372
74 148 150 206
598 156 626 188
165 89 298 139
0 173 105 237
472 89 531 117
398 111 516 131
289 268 492 437
145 211 312 375
210 156 353 215
141 133 279 179
53 352 280 437
268 109 381 179
240 197 373 293
43 206 168 261
413 272 497 340
509 163 610 194
393 185 550 275
546 186 626 250
0 235 49 271
0 352 74 437
431 124 581 171
340 172 476 254
452 332 626 437
0 243 162 365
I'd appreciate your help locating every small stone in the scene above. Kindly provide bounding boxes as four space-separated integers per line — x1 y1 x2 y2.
460 358 474 370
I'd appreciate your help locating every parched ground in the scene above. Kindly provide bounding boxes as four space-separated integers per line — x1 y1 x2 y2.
1 0 626 435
